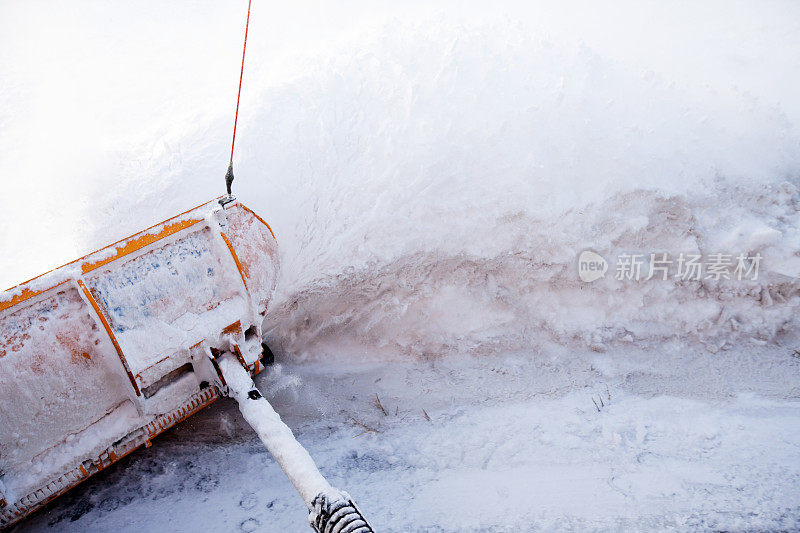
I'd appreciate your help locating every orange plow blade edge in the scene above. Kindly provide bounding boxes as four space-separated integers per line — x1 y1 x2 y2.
0 198 279 529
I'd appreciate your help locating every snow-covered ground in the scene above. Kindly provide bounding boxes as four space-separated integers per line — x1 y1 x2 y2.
2 0 800 531
15 346 800 532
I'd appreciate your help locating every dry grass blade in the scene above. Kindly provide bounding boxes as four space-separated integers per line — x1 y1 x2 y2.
422 408 431 421
349 416 380 437
374 393 388 416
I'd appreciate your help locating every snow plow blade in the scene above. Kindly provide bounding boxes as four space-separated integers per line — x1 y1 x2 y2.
0 198 278 529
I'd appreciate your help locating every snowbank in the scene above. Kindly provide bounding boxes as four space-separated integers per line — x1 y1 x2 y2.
5 1 799 360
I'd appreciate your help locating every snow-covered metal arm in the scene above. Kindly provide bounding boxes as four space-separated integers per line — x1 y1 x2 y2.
218 356 374 532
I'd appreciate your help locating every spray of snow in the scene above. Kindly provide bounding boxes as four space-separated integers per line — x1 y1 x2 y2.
4 1 798 362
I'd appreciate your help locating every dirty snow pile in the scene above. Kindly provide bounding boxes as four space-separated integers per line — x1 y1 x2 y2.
1 0 800 531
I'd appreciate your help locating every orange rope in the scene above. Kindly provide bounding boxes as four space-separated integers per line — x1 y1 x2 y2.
230 0 252 164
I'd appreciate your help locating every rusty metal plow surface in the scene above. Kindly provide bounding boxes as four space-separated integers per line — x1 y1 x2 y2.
0 198 279 528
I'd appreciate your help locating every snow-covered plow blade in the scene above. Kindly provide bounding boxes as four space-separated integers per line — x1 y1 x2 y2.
0 198 278 529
